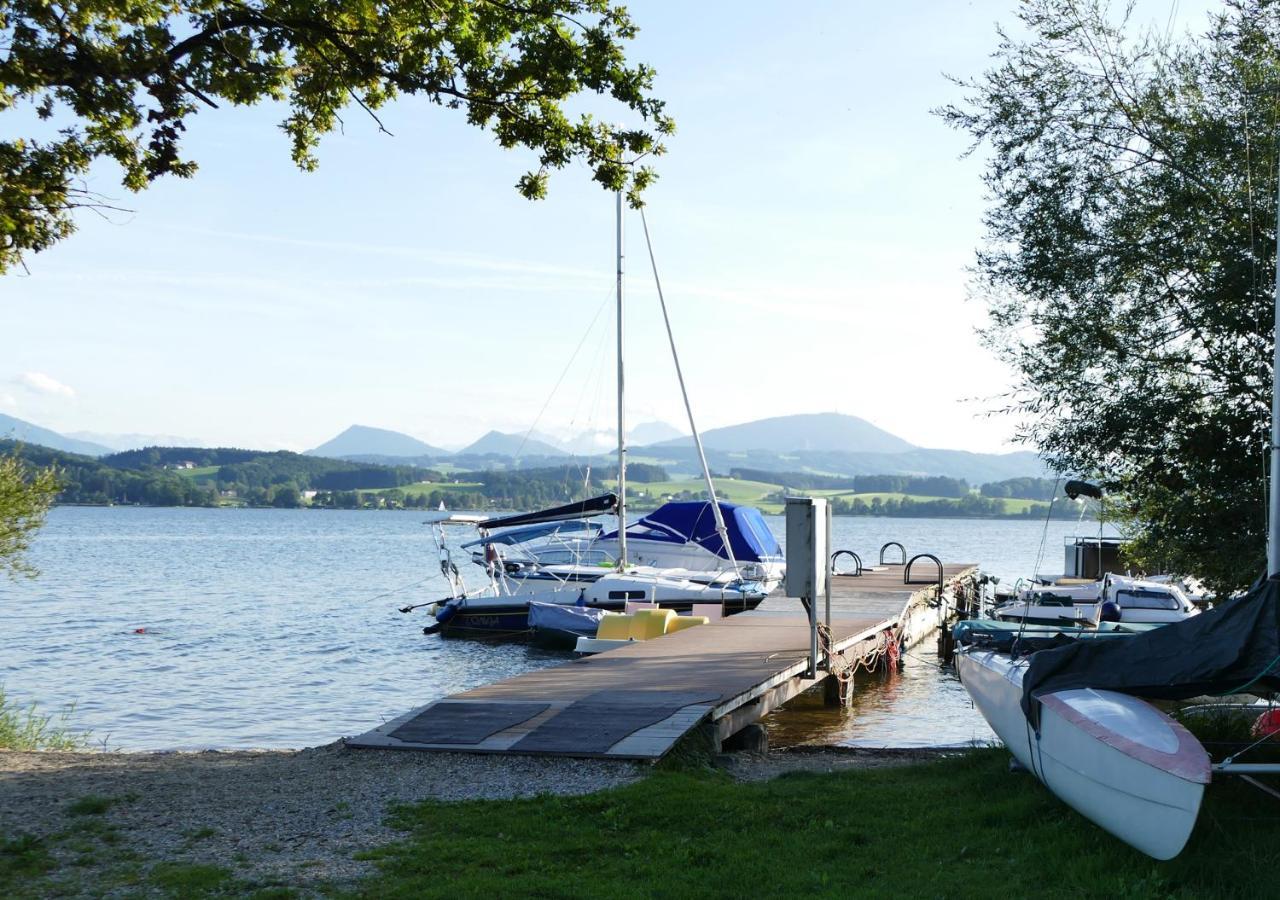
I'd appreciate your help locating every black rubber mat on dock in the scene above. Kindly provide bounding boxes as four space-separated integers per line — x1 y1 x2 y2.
511 690 716 754
389 701 550 745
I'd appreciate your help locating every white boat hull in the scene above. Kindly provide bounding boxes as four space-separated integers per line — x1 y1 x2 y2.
956 648 1210 859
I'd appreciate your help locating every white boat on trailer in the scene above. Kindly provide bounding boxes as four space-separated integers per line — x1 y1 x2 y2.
955 638 1210 860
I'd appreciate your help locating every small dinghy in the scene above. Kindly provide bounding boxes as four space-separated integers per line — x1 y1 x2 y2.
956 646 1210 859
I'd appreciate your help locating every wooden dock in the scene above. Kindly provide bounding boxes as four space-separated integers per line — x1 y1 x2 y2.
348 562 977 760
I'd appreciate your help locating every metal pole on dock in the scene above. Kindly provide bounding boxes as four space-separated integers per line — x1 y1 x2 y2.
616 189 628 568
824 501 832 638
1270 169 1280 577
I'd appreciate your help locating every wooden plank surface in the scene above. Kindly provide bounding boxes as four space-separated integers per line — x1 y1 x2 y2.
348 563 977 759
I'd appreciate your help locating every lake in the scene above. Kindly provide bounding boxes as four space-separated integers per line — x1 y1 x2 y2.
0 506 1113 751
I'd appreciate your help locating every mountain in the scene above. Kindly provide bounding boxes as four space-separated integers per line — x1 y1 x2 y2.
0 413 112 456
67 430 203 452
459 430 569 458
306 425 448 459
650 413 915 454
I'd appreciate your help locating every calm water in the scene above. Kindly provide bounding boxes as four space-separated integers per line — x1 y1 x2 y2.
0 506 1112 750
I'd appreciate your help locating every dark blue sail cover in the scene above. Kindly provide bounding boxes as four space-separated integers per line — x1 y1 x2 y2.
604 501 782 563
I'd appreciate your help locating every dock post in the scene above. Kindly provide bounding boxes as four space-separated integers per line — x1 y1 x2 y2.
785 497 828 680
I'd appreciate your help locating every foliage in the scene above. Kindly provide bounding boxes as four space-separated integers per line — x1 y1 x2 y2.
980 477 1062 501
0 685 87 750
0 0 673 273
0 441 442 507
0 451 59 578
359 749 1280 898
941 0 1280 593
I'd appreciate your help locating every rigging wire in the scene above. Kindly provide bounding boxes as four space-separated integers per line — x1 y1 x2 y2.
637 206 740 576
513 287 612 463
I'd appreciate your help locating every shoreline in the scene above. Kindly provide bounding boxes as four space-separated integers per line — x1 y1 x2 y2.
0 742 950 895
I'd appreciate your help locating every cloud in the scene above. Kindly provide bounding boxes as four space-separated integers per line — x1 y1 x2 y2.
15 371 76 399
0 392 16 409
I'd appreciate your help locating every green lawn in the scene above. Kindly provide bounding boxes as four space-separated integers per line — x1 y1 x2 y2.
175 466 219 482
605 477 785 511
366 481 483 497
357 749 1276 898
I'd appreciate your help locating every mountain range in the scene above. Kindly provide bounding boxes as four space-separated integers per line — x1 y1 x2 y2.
0 413 114 457
1 412 1046 483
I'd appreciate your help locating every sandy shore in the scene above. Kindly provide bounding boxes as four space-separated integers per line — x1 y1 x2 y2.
0 742 948 895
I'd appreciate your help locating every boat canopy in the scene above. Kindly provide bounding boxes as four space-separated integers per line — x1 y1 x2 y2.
479 493 619 531
603 501 782 564
462 521 602 549
1021 576 1280 726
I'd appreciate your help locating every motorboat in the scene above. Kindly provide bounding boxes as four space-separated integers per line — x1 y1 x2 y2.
993 573 1200 626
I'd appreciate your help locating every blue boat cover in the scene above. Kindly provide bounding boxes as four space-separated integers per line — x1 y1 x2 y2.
604 501 782 563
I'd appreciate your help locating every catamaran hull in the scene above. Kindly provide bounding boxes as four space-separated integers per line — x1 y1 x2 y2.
956 648 1210 860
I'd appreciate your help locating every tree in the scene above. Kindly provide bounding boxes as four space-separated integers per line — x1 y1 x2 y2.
1 0 673 273
0 454 60 578
941 0 1280 593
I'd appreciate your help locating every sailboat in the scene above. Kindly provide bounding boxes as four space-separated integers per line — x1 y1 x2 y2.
414 195 775 637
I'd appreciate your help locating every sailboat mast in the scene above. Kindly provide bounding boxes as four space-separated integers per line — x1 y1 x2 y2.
616 189 628 568
1269 175 1280 577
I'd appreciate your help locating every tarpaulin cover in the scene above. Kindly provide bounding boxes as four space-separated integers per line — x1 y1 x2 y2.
603 501 782 563
1021 576 1280 726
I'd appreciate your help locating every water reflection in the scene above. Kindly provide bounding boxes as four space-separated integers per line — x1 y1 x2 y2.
763 645 996 748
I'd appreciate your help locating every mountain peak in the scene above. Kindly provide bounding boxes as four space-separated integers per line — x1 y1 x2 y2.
651 412 916 454
459 430 568 458
306 424 447 458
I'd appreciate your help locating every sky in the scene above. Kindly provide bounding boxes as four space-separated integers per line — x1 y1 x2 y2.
1 0 1216 454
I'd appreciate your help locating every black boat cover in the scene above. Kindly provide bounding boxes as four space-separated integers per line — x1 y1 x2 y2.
1021 576 1280 727
1063 479 1103 500
480 493 619 530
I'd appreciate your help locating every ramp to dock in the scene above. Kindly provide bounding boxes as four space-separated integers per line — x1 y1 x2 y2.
348 562 976 760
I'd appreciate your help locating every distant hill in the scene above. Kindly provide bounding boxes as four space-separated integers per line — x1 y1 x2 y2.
307 425 447 459
67 430 202 452
0 413 112 456
649 413 915 454
626 444 1046 484
459 430 568 458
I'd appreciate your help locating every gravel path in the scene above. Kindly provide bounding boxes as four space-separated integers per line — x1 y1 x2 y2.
0 741 646 895
0 742 945 896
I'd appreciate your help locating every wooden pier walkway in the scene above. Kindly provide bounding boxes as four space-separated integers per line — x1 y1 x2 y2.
348 562 976 760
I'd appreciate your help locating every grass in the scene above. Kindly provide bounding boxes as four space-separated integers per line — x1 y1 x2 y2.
357 749 1279 898
0 685 88 751
366 481 484 498
65 795 115 816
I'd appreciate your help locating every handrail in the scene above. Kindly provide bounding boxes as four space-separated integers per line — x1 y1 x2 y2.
905 553 945 607
905 553 943 585
830 550 863 576
880 541 906 565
